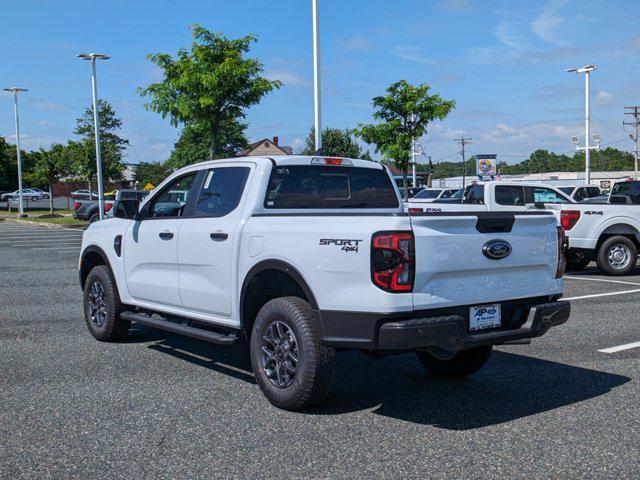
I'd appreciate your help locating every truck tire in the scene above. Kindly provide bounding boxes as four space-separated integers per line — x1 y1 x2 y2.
596 236 637 276
416 346 492 378
250 296 335 411
89 213 99 223
83 265 130 341
566 250 590 271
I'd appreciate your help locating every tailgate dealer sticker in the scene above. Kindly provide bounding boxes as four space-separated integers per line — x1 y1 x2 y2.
319 238 362 253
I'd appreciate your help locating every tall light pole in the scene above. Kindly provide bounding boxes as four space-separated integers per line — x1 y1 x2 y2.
312 0 322 152
567 65 596 185
3 87 28 218
77 52 110 220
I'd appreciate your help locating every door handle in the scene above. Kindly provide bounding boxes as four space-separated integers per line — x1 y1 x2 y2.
159 231 174 240
210 232 229 241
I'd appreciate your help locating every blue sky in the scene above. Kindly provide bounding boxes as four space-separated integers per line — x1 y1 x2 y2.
1 0 639 166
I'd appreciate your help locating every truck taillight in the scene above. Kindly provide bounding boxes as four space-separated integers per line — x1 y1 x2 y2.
561 210 580 230
556 226 567 278
371 231 415 292
104 203 113 213
73 202 81 210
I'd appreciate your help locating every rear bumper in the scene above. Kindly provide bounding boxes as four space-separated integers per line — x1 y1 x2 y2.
316 297 570 351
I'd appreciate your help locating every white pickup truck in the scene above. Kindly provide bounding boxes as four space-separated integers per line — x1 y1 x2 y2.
79 156 570 410
405 181 573 213
547 198 640 275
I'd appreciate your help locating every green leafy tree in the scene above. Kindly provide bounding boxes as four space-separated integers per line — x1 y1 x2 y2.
27 144 69 214
0 136 35 192
356 80 455 199
134 161 173 187
71 101 127 191
139 25 280 159
167 121 248 169
300 126 371 159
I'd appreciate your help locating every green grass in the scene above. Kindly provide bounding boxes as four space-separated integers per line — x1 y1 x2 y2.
0 209 87 227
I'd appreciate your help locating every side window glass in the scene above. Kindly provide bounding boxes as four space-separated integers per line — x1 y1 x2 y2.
532 187 567 204
574 188 584 201
149 173 196 218
195 167 250 217
495 186 525 206
464 185 485 204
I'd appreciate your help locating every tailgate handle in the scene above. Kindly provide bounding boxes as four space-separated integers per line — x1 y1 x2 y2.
475 216 515 233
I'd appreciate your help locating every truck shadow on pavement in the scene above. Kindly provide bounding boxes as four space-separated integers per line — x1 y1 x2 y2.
316 350 630 429
130 326 629 430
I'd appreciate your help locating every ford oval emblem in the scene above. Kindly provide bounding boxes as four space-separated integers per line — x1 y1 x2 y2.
483 239 512 260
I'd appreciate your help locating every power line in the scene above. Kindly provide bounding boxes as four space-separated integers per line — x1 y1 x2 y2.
623 106 640 179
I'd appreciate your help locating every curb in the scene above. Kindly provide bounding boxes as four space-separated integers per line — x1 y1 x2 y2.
1 218 86 230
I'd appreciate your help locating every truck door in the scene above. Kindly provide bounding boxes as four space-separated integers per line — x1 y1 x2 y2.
124 172 198 308
177 164 253 320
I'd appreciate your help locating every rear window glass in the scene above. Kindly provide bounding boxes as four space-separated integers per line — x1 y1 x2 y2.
611 182 640 203
414 189 441 199
495 185 525 206
264 165 399 209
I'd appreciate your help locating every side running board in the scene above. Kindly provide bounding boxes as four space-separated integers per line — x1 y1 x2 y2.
120 311 239 345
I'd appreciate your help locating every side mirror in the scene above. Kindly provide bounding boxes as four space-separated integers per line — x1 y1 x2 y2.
610 195 631 205
113 199 141 219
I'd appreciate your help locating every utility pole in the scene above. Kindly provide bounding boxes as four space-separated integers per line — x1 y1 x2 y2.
312 0 322 152
454 137 472 189
623 106 640 179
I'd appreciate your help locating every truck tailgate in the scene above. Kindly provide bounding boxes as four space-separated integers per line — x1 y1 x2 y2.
410 212 562 310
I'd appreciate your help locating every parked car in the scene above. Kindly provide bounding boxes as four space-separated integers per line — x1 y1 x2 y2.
557 185 601 202
405 182 574 213
410 187 459 202
546 179 640 275
79 155 570 410
74 189 149 222
104 190 149 218
1 188 49 202
71 189 99 200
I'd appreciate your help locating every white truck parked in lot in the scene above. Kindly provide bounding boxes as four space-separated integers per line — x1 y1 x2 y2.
79 156 570 410
405 181 573 213
548 198 640 275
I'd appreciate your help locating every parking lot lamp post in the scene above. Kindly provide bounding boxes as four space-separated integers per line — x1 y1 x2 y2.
77 53 110 220
566 65 596 185
312 0 322 152
3 87 28 217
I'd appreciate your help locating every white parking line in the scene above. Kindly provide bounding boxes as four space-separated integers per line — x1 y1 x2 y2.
599 341 640 353
563 276 640 286
0 234 83 239
564 288 640 301
28 246 80 250
9 240 82 247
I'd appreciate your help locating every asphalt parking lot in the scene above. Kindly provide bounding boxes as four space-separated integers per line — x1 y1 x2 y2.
1 221 639 479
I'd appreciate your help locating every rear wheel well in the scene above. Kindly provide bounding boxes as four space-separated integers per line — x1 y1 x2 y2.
597 228 640 252
241 268 313 338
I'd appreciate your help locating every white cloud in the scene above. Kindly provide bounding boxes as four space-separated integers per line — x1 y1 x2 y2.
393 45 437 65
494 21 530 50
290 137 305 151
344 36 372 52
596 90 613 106
531 0 570 46
31 101 63 110
264 70 309 87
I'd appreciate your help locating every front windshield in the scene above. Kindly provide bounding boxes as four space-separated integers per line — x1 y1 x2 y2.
558 187 574 195
414 189 441 199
